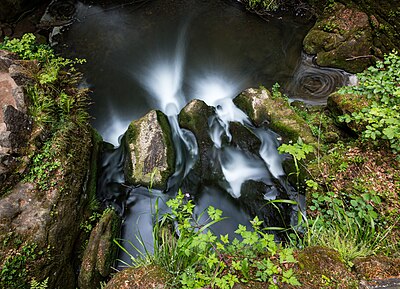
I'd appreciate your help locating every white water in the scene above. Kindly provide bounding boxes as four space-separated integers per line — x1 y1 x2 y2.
132 22 288 198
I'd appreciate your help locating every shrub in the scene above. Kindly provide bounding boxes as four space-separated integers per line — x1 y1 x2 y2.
339 51 400 154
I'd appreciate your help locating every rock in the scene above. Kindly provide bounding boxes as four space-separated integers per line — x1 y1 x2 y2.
105 265 169 289
178 99 216 181
0 124 94 289
0 0 47 22
124 110 175 190
303 3 375 73
234 87 315 145
0 50 33 185
354 256 400 280
327 92 369 134
295 246 358 288
78 209 121 289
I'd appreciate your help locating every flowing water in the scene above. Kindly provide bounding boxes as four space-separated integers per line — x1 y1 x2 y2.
56 0 353 265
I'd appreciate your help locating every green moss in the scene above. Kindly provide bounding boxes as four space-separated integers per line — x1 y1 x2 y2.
295 246 358 289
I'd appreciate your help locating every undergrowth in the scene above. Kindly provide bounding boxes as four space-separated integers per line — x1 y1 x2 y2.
116 190 301 289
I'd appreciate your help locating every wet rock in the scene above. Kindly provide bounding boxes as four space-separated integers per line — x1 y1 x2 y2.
105 265 169 289
79 209 121 289
124 110 175 190
0 0 47 22
178 99 216 180
303 3 375 73
234 87 315 144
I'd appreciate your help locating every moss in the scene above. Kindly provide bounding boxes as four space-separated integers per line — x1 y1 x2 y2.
294 246 358 289
104 265 170 289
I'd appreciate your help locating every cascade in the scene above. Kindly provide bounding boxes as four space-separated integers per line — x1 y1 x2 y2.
56 0 354 267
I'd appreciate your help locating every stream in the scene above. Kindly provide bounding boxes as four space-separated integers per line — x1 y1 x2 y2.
55 0 354 266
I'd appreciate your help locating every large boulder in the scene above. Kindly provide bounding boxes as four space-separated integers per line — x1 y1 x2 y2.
0 50 98 289
124 110 175 190
0 50 33 191
234 87 315 145
0 125 95 289
303 3 375 73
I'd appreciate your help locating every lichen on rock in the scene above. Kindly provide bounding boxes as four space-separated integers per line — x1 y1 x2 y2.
124 110 175 190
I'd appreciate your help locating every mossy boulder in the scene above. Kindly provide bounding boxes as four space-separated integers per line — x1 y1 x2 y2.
105 265 169 289
327 91 370 134
124 110 175 190
78 209 121 289
234 87 315 145
303 3 374 73
0 124 95 289
295 246 358 288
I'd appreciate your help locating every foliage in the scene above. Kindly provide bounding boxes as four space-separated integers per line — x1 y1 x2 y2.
30 278 48 289
304 190 393 267
0 243 39 289
338 51 400 154
242 0 281 12
119 191 300 289
0 33 89 130
278 137 314 188
25 140 61 191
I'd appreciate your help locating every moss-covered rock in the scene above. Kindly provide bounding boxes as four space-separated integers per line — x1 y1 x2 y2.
234 87 315 145
0 123 94 289
327 91 370 134
105 265 169 289
124 110 175 190
303 3 375 73
78 209 121 289
294 246 358 288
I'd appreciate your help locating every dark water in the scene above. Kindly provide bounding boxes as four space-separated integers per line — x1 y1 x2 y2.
55 0 351 264
58 0 313 144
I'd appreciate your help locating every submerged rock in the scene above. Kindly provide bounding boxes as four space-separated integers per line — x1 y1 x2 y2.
124 110 175 190
0 0 46 22
303 3 375 73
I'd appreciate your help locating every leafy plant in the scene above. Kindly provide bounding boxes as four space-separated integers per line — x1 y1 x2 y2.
0 243 38 289
338 51 400 154
0 33 89 130
118 191 301 288
243 0 281 12
278 137 314 189
30 278 48 289
304 190 394 267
